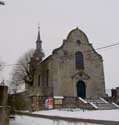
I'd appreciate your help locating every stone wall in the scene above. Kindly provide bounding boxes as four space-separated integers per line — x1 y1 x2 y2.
0 86 8 106
8 91 31 111
0 85 9 125
28 96 95 111
63 97 78 108
0 107 9 125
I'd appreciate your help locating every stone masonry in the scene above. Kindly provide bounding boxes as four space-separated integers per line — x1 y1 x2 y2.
0 85 9 125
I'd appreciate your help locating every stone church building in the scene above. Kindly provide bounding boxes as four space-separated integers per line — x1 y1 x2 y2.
26 27 106 110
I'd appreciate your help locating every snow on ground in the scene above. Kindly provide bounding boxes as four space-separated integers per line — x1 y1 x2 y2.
33 109 119 122
10 115 53 125
10 109 119 125
10 115 101 125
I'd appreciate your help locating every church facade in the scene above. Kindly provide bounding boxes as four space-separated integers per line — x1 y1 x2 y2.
26 27 106 110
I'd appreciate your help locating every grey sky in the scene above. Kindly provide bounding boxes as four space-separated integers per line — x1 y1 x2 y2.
0 0 119 89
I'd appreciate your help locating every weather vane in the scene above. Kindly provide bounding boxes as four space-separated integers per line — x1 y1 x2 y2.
38 22 40 30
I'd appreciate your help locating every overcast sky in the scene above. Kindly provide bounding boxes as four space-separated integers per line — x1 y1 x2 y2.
0 0 119 89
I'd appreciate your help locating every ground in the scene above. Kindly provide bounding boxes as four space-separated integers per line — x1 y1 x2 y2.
10 109 119 125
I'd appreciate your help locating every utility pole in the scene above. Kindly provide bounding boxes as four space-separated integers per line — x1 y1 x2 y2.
0 1 5 5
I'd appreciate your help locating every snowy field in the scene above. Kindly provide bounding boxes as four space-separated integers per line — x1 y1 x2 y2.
10 109 119 125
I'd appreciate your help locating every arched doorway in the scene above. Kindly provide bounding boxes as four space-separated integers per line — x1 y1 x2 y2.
76 80 86 99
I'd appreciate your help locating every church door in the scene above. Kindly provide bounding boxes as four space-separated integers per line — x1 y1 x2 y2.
76 80 86 99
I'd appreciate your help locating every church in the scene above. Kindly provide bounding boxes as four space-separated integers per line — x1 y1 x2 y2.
26 27 106 110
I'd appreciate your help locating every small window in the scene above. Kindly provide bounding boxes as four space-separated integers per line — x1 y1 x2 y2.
63 50 68 56
77 40 81 45
38 75 41 86
75 51 84 70
46 70 49 86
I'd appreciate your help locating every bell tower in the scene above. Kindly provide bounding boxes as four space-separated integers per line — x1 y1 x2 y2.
29 27 45 74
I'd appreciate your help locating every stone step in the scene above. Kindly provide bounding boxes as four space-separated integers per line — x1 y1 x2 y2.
86 99 105 104
95 103 116 109
85 98 119 110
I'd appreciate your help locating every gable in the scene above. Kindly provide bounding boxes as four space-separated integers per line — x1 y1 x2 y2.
52 27 102 61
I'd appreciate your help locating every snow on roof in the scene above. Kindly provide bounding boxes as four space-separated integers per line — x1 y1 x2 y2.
78 97 87 103
53 96 64 99
89 102 98 109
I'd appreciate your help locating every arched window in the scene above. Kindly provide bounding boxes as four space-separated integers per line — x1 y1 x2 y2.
38 75 41 86
46 69 49 86
75 51 84 70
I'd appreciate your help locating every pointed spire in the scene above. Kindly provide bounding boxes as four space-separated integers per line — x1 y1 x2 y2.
37 26 41 41
33 26 45 61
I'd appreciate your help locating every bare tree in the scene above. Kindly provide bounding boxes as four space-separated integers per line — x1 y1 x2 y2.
8 49 35 113
10 49 35 92
0 61 3 71
0 60 5 83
